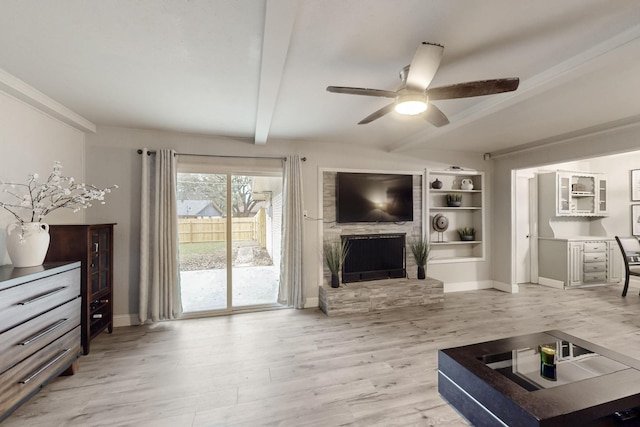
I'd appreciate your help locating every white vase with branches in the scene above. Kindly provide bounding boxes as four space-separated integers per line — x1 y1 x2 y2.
1 161 117 267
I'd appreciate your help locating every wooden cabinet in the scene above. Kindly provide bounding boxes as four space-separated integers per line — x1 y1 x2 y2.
540 171 607 217
538 238 620 288
45 224 115 355
0 262 81 422
426 170 485 263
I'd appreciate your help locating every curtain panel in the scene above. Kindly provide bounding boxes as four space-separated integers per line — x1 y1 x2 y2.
139 148 182 323
278 155 305 308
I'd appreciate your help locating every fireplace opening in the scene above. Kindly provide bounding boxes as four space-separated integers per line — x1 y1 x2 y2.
341 233 406 283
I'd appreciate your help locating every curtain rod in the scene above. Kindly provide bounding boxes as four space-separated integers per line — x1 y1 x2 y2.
137 149 306 162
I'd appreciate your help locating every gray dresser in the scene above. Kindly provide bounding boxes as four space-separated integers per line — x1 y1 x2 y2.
0 262 82 422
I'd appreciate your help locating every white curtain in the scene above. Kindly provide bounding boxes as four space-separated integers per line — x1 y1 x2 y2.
278 155 305 308
139 148 182 323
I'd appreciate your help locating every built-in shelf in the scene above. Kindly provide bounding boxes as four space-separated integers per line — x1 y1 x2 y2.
432 241 482 245
430 207 482 211
427 169 485 263
430 189 482 193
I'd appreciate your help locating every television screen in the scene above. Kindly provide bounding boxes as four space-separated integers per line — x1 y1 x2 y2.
336 172 413 223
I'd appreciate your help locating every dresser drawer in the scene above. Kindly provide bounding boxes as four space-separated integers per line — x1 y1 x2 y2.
583 272 607 283
0 298 80 375
583 262 606 273
583 242 607 253
0 327 80 416
583 252 606 263
0 269 79 332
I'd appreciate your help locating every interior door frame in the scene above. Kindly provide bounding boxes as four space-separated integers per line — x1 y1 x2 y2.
514 171 539 286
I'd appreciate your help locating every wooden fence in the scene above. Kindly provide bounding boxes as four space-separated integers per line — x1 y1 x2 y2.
178 208 266 247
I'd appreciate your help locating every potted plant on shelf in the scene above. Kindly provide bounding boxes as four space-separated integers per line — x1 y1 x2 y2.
409 234 431 280
458 227 476 241
446 193 463 207
323 238 349 288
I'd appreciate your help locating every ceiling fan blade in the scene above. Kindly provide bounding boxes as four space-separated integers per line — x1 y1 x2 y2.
423 103 449 127
326 86 397 98
427 78 520 100
405 42 444 91
358 103 396 125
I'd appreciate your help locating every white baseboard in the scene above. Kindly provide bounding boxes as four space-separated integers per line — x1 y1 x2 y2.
113 314 138 327
538 276 565 289
491 280 519 293
444 280 494 293
305 296 319 308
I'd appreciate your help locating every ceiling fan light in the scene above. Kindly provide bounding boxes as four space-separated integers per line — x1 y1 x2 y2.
395 95 428 115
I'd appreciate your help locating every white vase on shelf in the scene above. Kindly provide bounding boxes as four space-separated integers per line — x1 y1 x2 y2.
6 222 50 267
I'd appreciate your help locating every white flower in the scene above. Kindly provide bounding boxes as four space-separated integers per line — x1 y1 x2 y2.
0 162 117 224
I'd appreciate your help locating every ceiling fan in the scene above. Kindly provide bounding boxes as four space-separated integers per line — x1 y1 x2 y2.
326 42 519 127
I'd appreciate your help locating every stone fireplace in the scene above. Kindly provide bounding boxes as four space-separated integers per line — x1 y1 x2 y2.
319 171 444 316
341 233 406 283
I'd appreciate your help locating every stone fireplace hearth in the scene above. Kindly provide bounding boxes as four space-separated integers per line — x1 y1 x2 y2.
319 277 444 316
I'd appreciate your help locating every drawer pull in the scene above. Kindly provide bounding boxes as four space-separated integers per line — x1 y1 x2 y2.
19 319 68 346
17 287 66 305
19 349 70 384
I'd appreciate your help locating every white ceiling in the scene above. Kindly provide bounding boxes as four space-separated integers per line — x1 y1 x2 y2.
1 0 640 155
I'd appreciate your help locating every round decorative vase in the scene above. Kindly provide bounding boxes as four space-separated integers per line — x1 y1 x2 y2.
460 179 474 191
447 200 462 207
6 222 50 267
417 265 426 280
460 235 475 241
330 273 339 288
431 179 443 189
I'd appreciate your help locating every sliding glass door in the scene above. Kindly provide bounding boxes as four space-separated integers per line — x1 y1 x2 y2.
230 173 281 308
176 165 282 315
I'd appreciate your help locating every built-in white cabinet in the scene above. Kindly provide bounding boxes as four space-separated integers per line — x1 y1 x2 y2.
550 171 607 217
426 170 485 263
538 238 620 288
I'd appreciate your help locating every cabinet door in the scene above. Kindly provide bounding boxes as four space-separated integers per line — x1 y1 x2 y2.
596 178 607 215
556 173 571 215
568 243 583 286
90 228 111 296
608 241 622 283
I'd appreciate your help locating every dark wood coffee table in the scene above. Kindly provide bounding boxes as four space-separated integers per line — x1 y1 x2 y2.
438 330 640 426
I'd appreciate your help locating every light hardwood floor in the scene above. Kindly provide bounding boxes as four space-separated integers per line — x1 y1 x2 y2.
4 283 640 426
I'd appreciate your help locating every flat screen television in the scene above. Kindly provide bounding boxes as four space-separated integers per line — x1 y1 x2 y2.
336 172 413 223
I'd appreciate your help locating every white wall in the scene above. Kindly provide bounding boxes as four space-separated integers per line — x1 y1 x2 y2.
8 77 638 324
86 126 491 323
585 151 640 236
0 91 86 265
492 121 640 288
